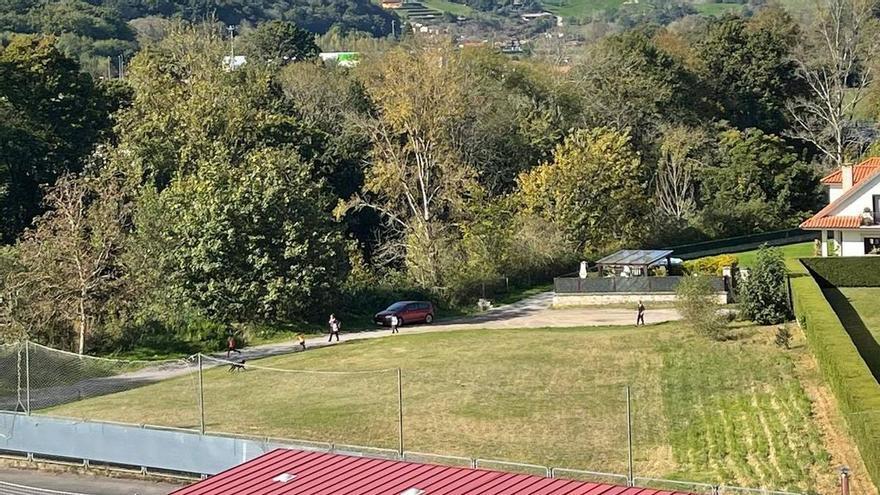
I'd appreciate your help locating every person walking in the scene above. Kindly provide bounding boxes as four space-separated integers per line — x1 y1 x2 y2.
636 301 646 326
390 314 400 334
297 333 307 351
226 333 242 358
328 314 341 342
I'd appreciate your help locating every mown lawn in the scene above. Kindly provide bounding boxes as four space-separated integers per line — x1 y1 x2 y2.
838 287 880 342
47 324 831 491
733 242 814 269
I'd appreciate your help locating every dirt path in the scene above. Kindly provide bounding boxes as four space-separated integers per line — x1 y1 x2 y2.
0 293 680 411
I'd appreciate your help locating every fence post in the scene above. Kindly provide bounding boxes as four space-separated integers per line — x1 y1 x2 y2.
197 354 205 435
25 340 30 415
397 368 404 457
625 385 634 487
839 467 850 495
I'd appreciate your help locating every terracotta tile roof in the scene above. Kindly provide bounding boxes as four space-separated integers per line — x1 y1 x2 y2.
172 449 696 495
821 157 880 185
800 216 862 229
802 162 880 230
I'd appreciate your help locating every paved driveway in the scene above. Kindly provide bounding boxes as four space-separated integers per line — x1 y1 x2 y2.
0 468 185 495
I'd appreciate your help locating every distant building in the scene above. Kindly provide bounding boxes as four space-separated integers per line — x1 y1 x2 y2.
382 0 404 8
319 52 360 67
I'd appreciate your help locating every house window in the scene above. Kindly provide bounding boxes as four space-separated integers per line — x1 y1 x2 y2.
865 237 880 255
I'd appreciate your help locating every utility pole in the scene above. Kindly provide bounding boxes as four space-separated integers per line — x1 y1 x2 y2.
397 368 404 457
227 25 236 65
392 20 396 39
117 54 124 80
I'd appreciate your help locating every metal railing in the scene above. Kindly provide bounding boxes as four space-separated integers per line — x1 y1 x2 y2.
554 275 725 294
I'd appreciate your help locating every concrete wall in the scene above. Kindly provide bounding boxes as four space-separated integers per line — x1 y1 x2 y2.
553 292 728 307
0 412 335 475
841 230 866 256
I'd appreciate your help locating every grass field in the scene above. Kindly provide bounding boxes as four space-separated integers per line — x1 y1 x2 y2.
838 287 880 340
420 0 473 15
48 323 832 491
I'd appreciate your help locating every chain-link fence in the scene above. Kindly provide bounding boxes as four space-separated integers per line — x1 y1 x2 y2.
0 341 827 495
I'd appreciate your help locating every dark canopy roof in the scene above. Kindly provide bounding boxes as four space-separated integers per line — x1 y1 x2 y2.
596 249 674 268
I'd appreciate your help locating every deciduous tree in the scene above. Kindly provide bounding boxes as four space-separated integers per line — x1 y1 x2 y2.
517 127 651 256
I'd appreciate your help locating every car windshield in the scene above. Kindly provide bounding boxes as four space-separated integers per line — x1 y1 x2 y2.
386 302 409 311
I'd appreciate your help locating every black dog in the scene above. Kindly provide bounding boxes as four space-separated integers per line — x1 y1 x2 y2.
228 359 247 372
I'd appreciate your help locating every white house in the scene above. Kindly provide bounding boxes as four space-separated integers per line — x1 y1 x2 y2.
801 157 880 256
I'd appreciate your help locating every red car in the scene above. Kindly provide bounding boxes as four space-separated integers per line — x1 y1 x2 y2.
374 301 435 326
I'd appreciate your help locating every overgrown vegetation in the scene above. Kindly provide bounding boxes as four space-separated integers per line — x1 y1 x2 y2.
675 276 725 340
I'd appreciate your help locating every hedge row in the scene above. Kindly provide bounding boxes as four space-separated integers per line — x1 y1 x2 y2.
790 260 880 489
800 257 880 287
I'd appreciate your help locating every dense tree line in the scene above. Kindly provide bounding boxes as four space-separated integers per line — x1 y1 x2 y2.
1 0 878 353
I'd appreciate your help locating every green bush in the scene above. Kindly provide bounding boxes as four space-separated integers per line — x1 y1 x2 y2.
791 261 880 489
683 254 738 275
739 247 791 324
801 257 880 287
676 276 726 340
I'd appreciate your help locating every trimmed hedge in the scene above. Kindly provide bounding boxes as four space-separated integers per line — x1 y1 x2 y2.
800 257 880 287
790 260 880 489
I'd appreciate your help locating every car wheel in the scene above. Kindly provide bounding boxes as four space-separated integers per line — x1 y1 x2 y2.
425 314 433 324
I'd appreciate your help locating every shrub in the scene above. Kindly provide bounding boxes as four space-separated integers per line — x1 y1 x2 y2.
739 246 790 325
682 254 738 276
801 257 880 287
676 276 726 340
774 325 792 349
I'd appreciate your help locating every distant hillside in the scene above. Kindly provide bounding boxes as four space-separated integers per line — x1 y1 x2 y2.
0 0 396 75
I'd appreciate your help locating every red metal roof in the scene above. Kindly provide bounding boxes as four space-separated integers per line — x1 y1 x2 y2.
821 157 880 185
171 449 695 495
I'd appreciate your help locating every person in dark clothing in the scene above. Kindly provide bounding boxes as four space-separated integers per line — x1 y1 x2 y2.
328 314 340 342
636 301 646 326
226 334 242 358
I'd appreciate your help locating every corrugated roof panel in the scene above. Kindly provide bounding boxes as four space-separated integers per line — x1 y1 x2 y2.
172 449 698 495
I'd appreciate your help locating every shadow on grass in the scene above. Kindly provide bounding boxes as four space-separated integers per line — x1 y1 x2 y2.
823 287 880 383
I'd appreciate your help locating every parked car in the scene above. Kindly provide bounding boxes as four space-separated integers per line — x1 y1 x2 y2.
374 301 435 326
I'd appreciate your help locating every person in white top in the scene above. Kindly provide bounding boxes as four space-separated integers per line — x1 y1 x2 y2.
390 314 400 334
328 314 341 342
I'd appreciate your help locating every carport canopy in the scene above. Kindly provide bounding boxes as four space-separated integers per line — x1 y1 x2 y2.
595 249 674 275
